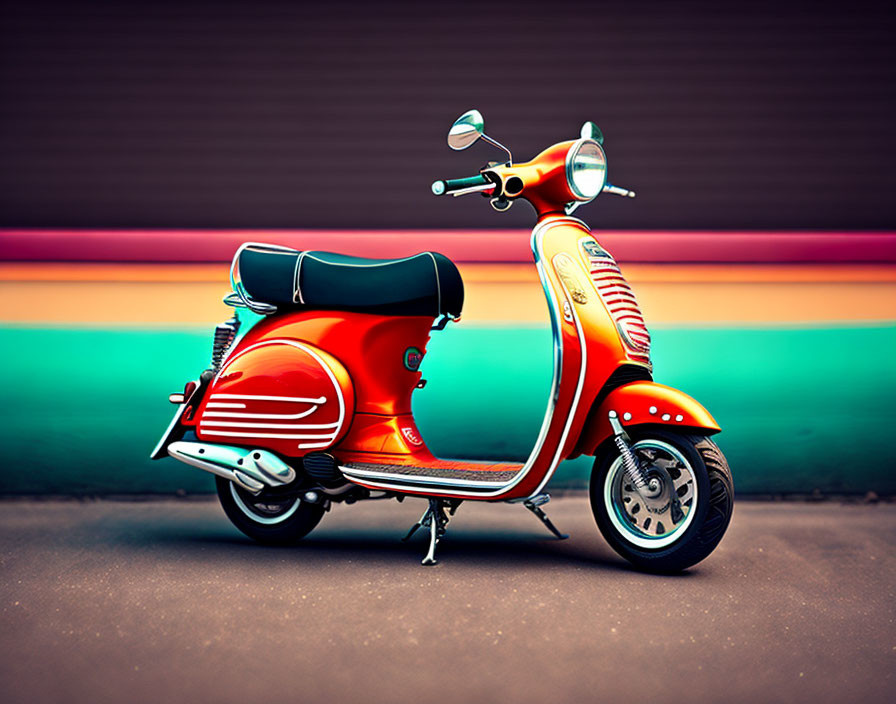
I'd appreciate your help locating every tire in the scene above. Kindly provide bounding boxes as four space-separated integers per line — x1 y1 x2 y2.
589 430 733 573
215 476 326 545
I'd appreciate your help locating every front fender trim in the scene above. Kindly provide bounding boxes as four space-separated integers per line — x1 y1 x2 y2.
574 381 720 456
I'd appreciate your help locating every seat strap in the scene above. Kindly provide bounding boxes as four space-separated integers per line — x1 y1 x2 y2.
293 251 307 304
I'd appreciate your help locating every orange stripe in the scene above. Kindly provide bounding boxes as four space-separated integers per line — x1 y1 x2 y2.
3 263 896 325
0 262 226 282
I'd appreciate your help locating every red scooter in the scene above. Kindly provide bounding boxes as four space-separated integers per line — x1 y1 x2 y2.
152 111 733 571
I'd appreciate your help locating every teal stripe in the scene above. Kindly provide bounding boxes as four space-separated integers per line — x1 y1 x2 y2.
2 324 894 494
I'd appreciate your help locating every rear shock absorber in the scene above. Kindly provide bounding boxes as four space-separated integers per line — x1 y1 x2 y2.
211 315 241 372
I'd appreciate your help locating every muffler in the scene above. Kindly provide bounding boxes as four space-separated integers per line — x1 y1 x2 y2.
167 441 296 493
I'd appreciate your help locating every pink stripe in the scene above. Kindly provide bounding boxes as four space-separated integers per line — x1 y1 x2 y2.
2 229 895 263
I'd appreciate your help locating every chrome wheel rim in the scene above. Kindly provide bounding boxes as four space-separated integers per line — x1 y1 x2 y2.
603 439 698 549
229 483 302 525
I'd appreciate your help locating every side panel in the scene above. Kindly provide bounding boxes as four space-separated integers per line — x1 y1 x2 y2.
210 310 437 459
243 311 433 416
194 339 354 457
575 380 721 456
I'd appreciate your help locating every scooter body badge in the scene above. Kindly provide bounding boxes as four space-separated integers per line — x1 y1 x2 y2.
401 426 424 446
581 239 607 258
553 253 589 305
404 347 424 371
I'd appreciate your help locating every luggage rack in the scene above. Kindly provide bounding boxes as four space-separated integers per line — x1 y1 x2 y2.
223 242 298 315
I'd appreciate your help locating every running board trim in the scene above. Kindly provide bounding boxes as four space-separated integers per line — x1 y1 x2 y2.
339 464 516 495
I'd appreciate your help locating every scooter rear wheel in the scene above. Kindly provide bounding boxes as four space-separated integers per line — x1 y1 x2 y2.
589 431 733 573
215 477 326 545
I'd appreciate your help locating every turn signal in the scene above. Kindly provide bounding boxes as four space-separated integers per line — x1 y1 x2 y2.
170 381 198 404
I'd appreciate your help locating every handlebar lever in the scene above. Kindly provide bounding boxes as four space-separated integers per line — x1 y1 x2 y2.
603 183 636 198
451 182 496 197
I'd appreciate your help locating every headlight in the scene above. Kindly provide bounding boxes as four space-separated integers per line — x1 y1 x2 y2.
565 139 607 201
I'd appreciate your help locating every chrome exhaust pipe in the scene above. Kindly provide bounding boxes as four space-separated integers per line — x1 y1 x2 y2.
167 441 296 494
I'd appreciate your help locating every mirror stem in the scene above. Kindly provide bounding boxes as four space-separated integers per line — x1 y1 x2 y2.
480 134 512 165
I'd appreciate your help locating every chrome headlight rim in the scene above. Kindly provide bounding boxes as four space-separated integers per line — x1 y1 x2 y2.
565 138 608 202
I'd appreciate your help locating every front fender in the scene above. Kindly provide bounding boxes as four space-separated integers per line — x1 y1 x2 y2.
573 381 720 456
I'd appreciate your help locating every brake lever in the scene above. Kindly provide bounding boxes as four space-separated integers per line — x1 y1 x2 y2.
603 183 636 198
450 183 497 197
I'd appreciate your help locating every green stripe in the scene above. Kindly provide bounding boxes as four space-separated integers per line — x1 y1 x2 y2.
2 324 894 494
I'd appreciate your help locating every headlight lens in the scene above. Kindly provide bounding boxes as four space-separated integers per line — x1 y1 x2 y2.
566 139 607 201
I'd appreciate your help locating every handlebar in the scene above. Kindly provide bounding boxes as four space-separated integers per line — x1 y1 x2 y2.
431 174 491 196
432 174 635 201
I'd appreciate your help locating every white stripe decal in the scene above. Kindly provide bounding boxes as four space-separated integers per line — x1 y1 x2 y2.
210 393 326 403
210 340 347 452
201 430 339 440
203 407 321 420
200 420 340 429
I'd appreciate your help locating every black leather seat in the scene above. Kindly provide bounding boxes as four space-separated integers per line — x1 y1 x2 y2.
235 245 464 318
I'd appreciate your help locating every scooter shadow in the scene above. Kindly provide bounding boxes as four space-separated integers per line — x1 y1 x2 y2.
132 519 693 576
306 530 628 571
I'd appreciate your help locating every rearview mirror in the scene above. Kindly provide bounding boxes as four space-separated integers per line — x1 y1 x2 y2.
580 121 604 145
448 110 485 151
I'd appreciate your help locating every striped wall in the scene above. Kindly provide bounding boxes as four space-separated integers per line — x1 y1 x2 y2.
2 2 895 232
2 230 895 494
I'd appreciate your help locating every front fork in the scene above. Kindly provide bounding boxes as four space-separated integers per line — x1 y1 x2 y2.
607 410 655 494
607 410 682 520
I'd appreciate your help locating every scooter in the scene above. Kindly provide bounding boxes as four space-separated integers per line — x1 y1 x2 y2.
151 110 733 571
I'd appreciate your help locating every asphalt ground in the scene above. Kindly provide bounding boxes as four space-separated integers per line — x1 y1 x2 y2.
1 497 893 704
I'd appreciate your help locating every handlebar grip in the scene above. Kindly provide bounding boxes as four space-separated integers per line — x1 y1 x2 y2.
431 174 490 195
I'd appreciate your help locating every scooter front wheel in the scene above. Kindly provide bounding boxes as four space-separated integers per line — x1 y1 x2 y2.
215 477 326 545
589 431 733 573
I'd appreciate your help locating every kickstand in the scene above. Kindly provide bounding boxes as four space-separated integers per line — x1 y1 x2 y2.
402 499 460 565
523 496 569 540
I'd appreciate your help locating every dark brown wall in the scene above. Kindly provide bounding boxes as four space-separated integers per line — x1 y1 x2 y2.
1 0 894 230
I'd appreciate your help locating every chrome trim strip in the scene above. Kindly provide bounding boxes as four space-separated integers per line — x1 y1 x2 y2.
339 465 508 488
339 466 506 494
229 242 296 315
531 249 590 497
